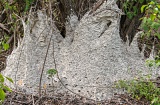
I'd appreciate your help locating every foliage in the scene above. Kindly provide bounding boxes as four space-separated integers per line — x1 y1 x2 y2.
146 53 160 67
120 2 160 104
0 35 10 51
46 69 57 92
46 69 57 78
140 0 160 66
24 0 35 12
0 0 35 52
122 0 147 19
115 75 160 105
123 0 137 19
1 0 34 12
0 73 13 104
141 1 160 39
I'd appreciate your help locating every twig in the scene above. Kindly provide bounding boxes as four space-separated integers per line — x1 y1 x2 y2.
39 0 54 100
89 0 106 14
38 33 53 98
0 23 10 33
120 95 133 105
6 34 14 44
35 96 43 105
12 100 32 104
32 94 35 105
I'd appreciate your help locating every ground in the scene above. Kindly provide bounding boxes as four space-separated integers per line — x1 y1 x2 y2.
3 90 150 105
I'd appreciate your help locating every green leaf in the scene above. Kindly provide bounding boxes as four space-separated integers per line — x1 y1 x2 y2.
157 4 160 9
156 61 160 66
12 14 17 20
154 7 159 14
2 42 9 51
139 0 144 3
156 34 160 39
4 2 9 10
149 1 155 5
146 60 155 67
133 6 138 15
47 69 57 77
151 22 160 30
2 85 12 92
142 24 149 31
142 17 147 23
0 88 5 101
147 18 152 25
123 2 128 10
151 97 159 104
0 74 4 83
24 0 34 12
5 77 13 83
141 5 147 13
146 32 151 37
126 12 134 19
150 14 156 21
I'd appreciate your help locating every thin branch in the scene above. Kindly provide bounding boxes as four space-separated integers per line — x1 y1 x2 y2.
38 0 54 99
38 33 53 98
0 23 10 33
89 0 106 14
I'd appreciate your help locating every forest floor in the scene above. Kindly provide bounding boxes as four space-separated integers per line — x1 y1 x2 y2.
3 91 150 105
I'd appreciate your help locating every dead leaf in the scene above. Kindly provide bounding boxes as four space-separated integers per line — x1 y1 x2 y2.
43 84 47 89
18 80 23 86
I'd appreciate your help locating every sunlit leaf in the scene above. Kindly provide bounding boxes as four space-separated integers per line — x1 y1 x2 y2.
150 14 156 21
149 1 155 5
156 61 160 66
0 74 4 83
141 5 147 13
2 42 9 51
0 88 5 101
151 97 159 104
157 5 160 9
142 17 147 23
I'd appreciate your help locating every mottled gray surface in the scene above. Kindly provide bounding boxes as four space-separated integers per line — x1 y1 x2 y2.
3 1 159 101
